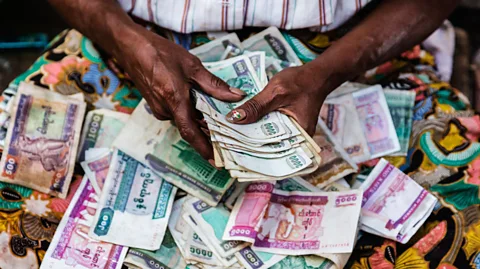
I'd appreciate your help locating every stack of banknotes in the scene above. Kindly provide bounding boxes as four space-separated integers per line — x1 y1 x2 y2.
194 66 321 181
0 26 436 269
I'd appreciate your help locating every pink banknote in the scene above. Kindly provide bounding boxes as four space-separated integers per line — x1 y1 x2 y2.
224 182 363 255
360 158 437 243
81 150 111 195
41 177 127 269
320 85 400 163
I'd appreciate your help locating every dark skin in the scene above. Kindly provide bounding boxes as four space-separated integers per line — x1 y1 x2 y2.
48 0 459 162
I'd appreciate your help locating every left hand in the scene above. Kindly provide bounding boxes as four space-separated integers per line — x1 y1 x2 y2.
225 63 340 135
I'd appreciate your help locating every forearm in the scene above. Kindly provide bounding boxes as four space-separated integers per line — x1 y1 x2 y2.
309 0 459 87
47 0 147 58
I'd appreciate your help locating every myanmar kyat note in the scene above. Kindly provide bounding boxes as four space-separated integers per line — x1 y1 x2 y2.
189 32 243 62
89 149 177 250
77 108 129 162
81 148 111 195
41 177 127 269
112 99 167 164
183 198 249 258
124 229 187 269
384 89 415 156
303 119 357 188
224 182 363 255
202 55 264 115
320 85 400 163
360 158 437 243
235 246 286 269
0 82 86 198
242 26 302 66
113 100 233 206
143 123 234 206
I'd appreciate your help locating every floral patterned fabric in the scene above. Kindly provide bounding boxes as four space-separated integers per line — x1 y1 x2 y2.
1 29 142 114
1 28 479 268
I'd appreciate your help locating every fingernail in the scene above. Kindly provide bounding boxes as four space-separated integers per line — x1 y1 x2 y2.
226 109 246 123
229 87 246 96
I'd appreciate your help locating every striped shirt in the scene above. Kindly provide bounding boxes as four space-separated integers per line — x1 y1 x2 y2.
118 0 373 33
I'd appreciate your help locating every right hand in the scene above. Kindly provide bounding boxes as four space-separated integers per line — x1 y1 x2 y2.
116 29 246 161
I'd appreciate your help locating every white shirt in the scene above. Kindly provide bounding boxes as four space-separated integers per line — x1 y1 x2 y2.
118 0 373 33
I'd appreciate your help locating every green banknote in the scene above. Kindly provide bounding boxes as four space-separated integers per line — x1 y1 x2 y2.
242 26 303 66
203 55 263 115
384 89 416 156
145 124 235 206
270 255 335 269
124 229 186 269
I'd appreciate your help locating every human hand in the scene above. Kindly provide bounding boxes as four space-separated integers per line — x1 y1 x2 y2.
116 30 246 160
225 63 342 135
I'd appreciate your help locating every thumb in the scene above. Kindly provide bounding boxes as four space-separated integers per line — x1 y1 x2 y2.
193 67 246 102
225 89 276 124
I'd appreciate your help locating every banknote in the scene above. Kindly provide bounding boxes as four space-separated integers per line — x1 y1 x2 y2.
183 198 249 258
77 109 129 162
190 33 243 62
321 178 351 192
195 95 288 140
41 177 127 269
229 148 313 177
224 181 248 209
144 123 234 206
184 228 221 266
360 158 437 243
321 84 400 163
81 148 111 195
89 149 177 250
235 246 286 269
124 230 187 269
242 26 302 66
168 197 189 258
384 89 416 156
203 55 264 115
113 100 234 206
269 255 337 269
0 82 86 198
274 177 319 192
244 51 268 86
303 119 357 187
182 211 239 267
224 182 362 255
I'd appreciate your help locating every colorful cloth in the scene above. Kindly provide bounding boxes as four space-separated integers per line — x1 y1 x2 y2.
0 175 82 268
118 0 373 33
1 27 479 269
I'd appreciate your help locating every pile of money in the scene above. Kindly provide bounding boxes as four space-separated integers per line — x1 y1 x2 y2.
191 27 322 182
0 27 434 269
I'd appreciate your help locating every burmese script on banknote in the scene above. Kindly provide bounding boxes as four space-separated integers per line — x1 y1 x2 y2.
0 82 86 198
224 181 363 255
41 177 127 269
113 100 235 207
90 149 177 250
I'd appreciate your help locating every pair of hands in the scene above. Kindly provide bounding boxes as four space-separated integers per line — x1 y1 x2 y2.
118 31 336 161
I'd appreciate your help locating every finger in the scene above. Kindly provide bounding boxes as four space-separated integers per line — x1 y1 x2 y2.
192 67 246 102
225 86 277 124
173 100 214 160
